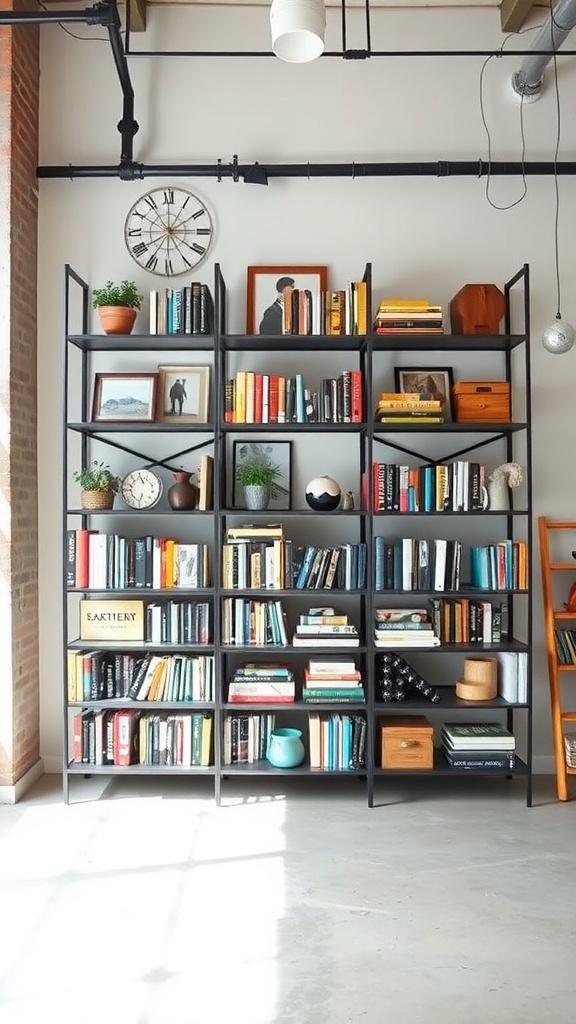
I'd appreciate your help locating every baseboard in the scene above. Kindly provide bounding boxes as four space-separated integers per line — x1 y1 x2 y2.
0 758 44 804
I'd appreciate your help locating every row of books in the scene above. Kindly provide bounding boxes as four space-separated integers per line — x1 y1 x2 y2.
223 713 276 763
370 461 487 513
441 722 516 770
428 598 508 645
67 651 214 703
554 629 576 665
224 369 363 424
470 541 528 591
67 531 211 591
374 537 462 592
276 282 368 336
374 298 443 334
309 712 367 770
222 598 289 646
149 284 213 335
71 710 213 766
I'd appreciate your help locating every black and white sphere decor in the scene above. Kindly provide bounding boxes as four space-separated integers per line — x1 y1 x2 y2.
305 475 341 511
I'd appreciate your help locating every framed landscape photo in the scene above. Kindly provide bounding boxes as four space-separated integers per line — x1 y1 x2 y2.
247 264 329 335
232 440 292 510
394 366 455 422
156 365 211 424
91 372 158 422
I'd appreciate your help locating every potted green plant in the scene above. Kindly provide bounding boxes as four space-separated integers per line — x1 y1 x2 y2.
236 455 281 511
91 279 143 335
73 460 121 510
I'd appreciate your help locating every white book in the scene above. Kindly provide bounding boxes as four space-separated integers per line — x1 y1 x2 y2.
149 290 158 334
497 652 518 703
434 539 447 591
518 652 528 703
261 375 269 423
88 532 108 590
175 543 199 588
152 538 163 589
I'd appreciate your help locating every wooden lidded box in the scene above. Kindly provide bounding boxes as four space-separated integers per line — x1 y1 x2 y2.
379 715 434 770
450 283 506 335
452 381 510 423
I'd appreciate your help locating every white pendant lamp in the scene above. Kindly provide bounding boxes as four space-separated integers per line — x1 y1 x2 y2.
270 0 326 64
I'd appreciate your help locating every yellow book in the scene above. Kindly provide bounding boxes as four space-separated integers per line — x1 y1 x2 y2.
201 715 213 766
378 298 438 310
235 370 247 423
198 454 214 511
354 280 368 335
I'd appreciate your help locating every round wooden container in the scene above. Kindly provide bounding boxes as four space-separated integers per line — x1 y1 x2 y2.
456 678 497 701
456 657 497 701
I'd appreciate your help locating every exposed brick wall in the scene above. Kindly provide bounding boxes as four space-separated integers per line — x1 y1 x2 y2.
0 0 40 789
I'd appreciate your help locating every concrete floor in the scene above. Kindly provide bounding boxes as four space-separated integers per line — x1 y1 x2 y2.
0 773 575 1024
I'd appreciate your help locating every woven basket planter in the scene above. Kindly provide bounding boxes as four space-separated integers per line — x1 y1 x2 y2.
81 489 115 510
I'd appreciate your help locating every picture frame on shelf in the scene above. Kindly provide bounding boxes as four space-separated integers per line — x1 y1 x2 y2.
394 366 455 423
156 365 211 424
232 440 292 510
246 264 329 335
91 372 158 422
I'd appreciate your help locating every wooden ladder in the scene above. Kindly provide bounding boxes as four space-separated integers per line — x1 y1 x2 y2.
537 517 576 800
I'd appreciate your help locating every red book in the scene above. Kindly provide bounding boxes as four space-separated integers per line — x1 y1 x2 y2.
114 710 135 766
76 529 97 589
268 375 280 423
72 712 84 763
254 373 263 423
351 370 363 422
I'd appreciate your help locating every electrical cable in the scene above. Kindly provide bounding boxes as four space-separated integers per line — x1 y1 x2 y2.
36 0 108 42
479 25 545 211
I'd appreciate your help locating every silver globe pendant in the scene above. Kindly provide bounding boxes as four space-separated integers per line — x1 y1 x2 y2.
542 318 575 355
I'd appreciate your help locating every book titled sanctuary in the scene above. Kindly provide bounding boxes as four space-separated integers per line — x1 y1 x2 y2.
79 600 145 642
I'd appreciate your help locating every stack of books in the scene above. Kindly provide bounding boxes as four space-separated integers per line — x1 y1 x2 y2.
292 607 360 647
373 298 443 334
441 722 516 770
227 663 295 703
374 391 444 425
374 607 440 648
303 656 365 704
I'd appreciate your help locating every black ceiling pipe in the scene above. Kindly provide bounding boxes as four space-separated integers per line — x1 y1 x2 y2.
35 159 576 181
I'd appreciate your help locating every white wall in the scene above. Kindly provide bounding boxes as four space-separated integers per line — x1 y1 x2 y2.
38 6 576 771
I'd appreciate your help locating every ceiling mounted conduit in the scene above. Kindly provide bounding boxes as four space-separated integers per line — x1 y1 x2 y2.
511 0 576 100
4 1 576 181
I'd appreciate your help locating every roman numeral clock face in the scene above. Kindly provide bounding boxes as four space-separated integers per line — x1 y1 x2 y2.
124 187 214 277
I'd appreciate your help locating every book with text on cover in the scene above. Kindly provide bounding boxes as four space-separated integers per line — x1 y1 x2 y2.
79 599 145 642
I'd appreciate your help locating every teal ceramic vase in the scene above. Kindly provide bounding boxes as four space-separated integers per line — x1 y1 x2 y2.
267 727 305 769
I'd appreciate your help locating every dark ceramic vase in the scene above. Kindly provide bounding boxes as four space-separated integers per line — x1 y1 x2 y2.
168 471 199 511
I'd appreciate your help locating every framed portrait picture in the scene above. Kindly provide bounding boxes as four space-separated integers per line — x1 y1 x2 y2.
394 366 455 422
91 372 158 422
246 265 329 335
156 365 211 424
232 440 292 510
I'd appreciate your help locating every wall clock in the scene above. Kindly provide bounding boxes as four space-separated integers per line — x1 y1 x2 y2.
124 187 214 278
120 469 163 510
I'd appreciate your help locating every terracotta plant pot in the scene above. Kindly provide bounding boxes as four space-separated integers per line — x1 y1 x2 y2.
98 306 137 336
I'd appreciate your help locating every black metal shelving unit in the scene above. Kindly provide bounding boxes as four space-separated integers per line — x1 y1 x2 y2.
61 262 532 806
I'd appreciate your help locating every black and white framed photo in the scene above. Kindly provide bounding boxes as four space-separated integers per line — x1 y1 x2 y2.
156 364 211 423
246 265 328 335
91 372 158 422
232 440 292 510
394 366 455 422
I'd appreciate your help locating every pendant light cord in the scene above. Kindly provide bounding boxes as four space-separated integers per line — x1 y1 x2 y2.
551 3 563 320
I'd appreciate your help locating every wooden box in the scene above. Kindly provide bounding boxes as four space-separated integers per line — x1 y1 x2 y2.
452 381 510 423
450 283 506 335
379 715 434 770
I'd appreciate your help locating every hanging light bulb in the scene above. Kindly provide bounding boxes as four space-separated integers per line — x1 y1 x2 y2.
542 33 575 355
542 315 575 355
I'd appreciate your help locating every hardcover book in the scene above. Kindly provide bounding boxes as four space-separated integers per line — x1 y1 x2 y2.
79 599 145 642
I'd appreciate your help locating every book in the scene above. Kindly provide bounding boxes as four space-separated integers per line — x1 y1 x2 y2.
441 745 516 769
79 599 145 642
292 636 360 647
375 608 429 623
198 455 214 511
442 723 515 749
